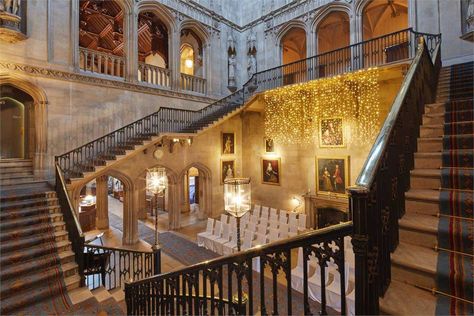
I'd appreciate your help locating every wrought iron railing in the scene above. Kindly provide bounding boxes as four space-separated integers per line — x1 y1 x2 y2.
84 243 161 291
79 48 126 78
138 62 171 88
55 163 86 286
58 29 439 184
125 222 353 315
180 73 207 94
348 37 441 314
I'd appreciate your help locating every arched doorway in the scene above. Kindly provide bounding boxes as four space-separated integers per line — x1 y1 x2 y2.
0 85 34 159
137 11 169 86
316 11 351 76
180 29 204 76
280 26 307 85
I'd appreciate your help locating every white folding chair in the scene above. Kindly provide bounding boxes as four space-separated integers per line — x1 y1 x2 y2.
260 206 269 220
253 232 267 247
308 261 332 303
197 218 214 247
257 222 268 236
269 208 278 222
253 204 261 217
288 224 298 237
269 220 279 231
259 217 268 228
279 223 289 239
220 214 228 224
326 263 352 313
288 212 298 224
298 213 307 230
229 216 237 230
213 223 231 255
204 220 222 251
222 231 237 256
241 229 254 250
268 228 279 243
250 214 259 225
247 221 257 233
279 210 288 225
291 247 314 293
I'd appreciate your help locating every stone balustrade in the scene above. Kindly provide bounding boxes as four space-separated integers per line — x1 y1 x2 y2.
138 62 171 89
180 72 207 94
79 48 126 78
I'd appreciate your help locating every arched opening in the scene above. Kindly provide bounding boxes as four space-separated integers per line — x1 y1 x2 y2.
317 11 350 54
280 27 307 65
145 168 171 230
0 85 34 160
137 11 169 87
180 166 201 227
316 11 351 76
362 0 408 40
79 0 125 77
180 29 203 77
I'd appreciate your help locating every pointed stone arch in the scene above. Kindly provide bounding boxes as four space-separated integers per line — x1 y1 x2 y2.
178 162 212 224
276 22 308 65
0 73 48 177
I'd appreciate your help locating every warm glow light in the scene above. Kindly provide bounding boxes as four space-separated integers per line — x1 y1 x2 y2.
147 168 167 195
185 59 193 68
224 178 251 218
263 68 380 145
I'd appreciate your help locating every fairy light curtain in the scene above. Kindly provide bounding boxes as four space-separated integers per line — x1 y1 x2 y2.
263 68 381 145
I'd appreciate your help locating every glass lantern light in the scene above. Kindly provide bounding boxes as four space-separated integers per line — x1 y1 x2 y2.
224 178 251 251
147 167 167 248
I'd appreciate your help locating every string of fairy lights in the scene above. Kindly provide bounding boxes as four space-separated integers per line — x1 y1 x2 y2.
263 68 381 146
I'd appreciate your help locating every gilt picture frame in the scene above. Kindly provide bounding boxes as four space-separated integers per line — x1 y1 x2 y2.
261 157 281 185
222 132 235 155
319 117 345 148
316 156 350 197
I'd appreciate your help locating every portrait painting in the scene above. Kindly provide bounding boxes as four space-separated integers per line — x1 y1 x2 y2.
261 157 281 185
316 156 350 196
221 160 235 184
222 132 235 155
319 117 345 148
264 138 274 153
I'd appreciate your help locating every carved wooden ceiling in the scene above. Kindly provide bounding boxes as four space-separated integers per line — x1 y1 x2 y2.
79 0 169 63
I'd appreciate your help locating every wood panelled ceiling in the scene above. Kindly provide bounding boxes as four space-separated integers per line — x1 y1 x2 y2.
79 0 169 63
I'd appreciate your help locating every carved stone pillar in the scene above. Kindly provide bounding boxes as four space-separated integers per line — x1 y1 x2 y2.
137 177 147 220
170 29 181 91
95 175 109 229
33 101 47 178
125 10 138 83
0 0 27 43
168 182 180 230
182 172 190 213
122 186 138 245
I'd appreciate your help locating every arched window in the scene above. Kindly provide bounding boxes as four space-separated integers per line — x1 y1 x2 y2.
179 28 206 94
137 11 169 87
180 44 195 76
362 0 408 40
317 11 350 54
79 0 125 77
280 27 307 65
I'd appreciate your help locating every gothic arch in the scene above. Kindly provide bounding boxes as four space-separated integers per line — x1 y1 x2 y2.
178 162 212 223
0 73 48 177
179 20 210 45
276 20 308 45
277 22 308 65
136 1 176 31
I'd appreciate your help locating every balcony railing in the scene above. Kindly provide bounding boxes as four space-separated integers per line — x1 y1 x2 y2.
138 62 171 88
79 47 125 78
125 222 353 315
180 73 207 94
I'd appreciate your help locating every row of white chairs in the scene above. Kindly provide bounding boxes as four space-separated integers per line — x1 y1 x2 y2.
251 205 307 231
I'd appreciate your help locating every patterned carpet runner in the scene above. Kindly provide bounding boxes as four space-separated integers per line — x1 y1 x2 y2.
435 62 473 315
0 191 73 315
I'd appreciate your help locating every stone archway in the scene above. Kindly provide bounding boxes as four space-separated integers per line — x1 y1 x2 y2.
0 73 47 177
178 162 212 225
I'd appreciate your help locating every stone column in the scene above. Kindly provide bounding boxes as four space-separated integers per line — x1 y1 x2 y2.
182 172 190 213
168 182 180 230
95 175 109 229
170 29 181 91
34 101 47 179
122 186 139 245
125 11 138 83
197 174 207 220
137 177 147 220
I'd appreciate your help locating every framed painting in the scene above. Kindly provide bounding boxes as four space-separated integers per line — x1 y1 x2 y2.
319 117 345 148
222 132 235 155
316 156 350 197
264 137 274 153
221 159 235 184
261 157 281 185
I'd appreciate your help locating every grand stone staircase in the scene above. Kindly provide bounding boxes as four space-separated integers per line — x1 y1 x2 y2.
0 159 127 314
379 62 474 314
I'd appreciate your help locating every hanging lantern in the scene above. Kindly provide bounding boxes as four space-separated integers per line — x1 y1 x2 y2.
147 167 167 195
224 178 251 218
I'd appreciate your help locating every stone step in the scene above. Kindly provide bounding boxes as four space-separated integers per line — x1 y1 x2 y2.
0 229 69 253
424 102 445 114
91 286 114 303
0 212 64 231
405 189 439 216
399 212 438 249
417 137 442 152
391 242 438 289
0 159 33 168
0 166 32 174
61 261 79 278
68 286 95 305
420 124 443 138
0 197 59 211
65 274 82 291
0 171 34 179
410 169 440 190
414 152 441 169
0 189 56 203
109 287 125 303
0 180 52 193
379 279 436 315
422 112 444 125
0 177 40 185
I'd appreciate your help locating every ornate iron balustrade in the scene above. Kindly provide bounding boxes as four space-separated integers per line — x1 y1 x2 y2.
180 73 207 94
138 62 171 88
244 28 440 98
58 29 440 183
79 48 126 78
55 163 85 286
125 222 353 315
348 37 441 315
84 243 160 291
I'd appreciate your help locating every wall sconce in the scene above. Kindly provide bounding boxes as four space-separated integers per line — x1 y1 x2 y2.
291 196 302 213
